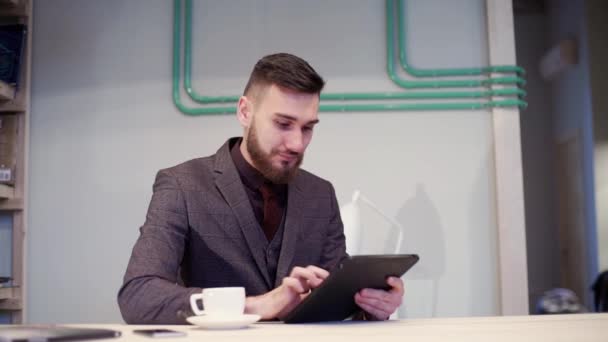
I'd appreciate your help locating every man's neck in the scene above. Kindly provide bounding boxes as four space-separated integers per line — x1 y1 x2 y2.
239 138 258 172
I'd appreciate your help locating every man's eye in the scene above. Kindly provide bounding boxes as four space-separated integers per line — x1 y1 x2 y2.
303 126 314 132
276 122 290 129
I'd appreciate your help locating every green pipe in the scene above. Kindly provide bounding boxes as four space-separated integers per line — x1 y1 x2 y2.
183 0 238 104
320 88 526 100
173 0 235 115
182 0 525 104
386 0 525 88
397 0 524 76
173 0 526 115
320 99 527 112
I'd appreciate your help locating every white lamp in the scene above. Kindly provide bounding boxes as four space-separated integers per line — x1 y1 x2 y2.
340 190 405 255
340 190 407 319
540 39 578 80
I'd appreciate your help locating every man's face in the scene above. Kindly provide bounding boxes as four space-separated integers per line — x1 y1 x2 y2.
241 84 320 184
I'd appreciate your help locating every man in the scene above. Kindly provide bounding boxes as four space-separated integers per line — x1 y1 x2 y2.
118 53 404 324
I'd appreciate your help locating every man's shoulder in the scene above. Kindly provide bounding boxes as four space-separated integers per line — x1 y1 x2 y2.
165 156 213 173
294 168 335 195
159 139 233 178
156 154 217 183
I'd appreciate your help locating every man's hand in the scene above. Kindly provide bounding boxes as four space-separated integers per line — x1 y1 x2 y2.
245 265 329 320
354 276 404 320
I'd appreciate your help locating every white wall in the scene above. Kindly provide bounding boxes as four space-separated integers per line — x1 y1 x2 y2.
596 143 608 271
28 0 501 323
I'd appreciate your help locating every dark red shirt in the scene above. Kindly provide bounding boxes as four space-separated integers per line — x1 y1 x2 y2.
230 139 286 240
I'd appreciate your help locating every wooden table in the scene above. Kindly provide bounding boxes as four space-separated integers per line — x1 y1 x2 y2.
68 313 608 342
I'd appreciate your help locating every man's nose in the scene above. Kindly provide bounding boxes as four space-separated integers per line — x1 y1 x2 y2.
285 130 305 154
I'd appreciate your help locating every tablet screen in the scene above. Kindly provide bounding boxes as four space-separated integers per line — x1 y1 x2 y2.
283 254 419 323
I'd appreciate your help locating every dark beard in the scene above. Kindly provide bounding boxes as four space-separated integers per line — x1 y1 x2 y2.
246 124 303 184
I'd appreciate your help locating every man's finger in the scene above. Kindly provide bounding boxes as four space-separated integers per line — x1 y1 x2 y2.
290 266 326 288
290 266 315 279
359 288 393 303
282 276 306 294
290 265 328 280
387 277 404 294
355 294 390 320
306 265 329 279
356 291 390 308
356 290 402 317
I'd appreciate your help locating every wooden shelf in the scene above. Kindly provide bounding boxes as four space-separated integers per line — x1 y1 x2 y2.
0 198 22 210
0 101 25 113
0 298 22 311
0 286 21 311
0 286 18 300
0 183 15 199
0 80 15 101
1 0 29 324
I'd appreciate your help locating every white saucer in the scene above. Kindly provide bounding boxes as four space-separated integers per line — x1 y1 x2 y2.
186 314 261 330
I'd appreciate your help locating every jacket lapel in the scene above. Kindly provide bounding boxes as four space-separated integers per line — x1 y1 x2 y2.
275 178 304 286
213 139 272 289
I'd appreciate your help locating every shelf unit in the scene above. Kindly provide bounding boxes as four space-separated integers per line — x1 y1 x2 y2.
0 0 30 324
0 81 15 101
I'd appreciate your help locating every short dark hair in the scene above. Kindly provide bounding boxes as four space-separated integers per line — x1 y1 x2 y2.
243 53 325 98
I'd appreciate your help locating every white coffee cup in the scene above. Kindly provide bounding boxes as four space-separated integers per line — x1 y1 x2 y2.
189 287 245 317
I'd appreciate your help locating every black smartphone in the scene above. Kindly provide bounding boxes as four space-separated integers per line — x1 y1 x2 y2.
133 329 187 338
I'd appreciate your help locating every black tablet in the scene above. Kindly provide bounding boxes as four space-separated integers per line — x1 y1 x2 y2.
283 254 419 323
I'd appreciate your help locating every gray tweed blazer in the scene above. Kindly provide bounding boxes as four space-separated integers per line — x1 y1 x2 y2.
117 138 347 324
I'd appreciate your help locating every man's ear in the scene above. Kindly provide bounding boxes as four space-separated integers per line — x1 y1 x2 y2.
236 96 253 128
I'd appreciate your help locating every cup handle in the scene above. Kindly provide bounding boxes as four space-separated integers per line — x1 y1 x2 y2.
189 293 205 316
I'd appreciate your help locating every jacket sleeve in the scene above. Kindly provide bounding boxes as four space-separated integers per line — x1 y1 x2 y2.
117 169 200 324
319 183 349 271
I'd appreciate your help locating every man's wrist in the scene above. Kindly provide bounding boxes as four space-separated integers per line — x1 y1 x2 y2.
245 296 261 316
245 294 276 320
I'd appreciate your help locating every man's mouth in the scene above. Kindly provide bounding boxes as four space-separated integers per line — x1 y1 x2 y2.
276 152 298 163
